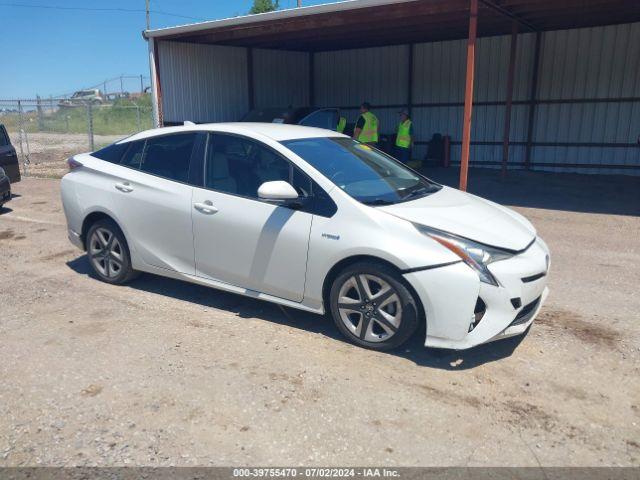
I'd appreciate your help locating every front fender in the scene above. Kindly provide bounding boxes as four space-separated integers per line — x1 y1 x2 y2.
303 200 459 311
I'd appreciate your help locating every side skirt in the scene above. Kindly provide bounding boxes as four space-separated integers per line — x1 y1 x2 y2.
132 262 325 315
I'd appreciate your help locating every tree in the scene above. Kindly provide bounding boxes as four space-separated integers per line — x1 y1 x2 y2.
249 0 279 14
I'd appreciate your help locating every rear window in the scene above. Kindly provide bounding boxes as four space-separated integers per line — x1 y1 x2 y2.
92 143 129 163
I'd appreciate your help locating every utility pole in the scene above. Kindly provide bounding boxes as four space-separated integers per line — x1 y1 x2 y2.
145 0 150 30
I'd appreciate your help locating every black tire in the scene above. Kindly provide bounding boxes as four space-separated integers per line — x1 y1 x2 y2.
329 261 420 351
85 219 139 285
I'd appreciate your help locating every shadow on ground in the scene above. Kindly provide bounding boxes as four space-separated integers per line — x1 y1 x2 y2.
67 255 526 370
424 167 640 216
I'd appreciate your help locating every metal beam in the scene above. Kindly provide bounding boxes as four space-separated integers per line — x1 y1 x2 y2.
407 43 414 116
459 0 478 192
309 52 315 106
443 161 640 170
330 96 640 111
148 38 163 127
247 47 255 111
478 0 537 31
501 20 518 177
524 31 542 169
422 140 639 148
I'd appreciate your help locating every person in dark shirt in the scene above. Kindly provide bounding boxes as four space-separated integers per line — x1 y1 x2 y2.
353 102 379 145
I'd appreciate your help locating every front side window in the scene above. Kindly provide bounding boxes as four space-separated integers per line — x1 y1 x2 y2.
140 133 196 182
282 137 441 205
205 134 305 199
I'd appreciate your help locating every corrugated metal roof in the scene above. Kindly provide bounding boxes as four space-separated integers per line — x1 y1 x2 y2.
144 0 640 52
144 0 417 39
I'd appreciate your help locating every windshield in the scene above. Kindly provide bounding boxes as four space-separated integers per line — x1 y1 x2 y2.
281 137 441 205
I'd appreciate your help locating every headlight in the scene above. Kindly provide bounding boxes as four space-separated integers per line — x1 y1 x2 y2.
413 224 513 286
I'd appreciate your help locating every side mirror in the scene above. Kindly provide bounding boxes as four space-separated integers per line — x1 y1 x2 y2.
257 180 299 202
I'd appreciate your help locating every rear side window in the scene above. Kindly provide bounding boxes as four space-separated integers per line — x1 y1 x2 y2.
92 143 128 163
120 140 146 169
140 133 196 183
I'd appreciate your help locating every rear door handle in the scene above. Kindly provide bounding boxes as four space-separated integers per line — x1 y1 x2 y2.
194 201 218 215
114 182 133 193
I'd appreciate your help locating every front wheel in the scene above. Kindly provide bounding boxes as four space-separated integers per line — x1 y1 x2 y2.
329 262 419 351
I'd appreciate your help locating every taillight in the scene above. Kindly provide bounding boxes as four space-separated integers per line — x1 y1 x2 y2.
67 158 83 172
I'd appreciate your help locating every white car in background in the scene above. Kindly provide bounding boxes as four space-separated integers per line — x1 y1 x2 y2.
61 123 549 351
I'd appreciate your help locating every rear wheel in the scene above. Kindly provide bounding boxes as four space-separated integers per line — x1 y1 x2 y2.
329 262 419 351
86 219 138 284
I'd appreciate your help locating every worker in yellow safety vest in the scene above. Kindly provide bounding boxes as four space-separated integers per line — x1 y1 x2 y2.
336 114 347 134
395 109 413 164
353 102 379 144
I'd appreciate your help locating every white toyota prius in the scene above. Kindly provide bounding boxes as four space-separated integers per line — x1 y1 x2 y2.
61 123 549 351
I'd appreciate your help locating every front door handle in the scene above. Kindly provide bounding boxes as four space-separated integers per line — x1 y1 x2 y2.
194 201 218 215
114 182 133 193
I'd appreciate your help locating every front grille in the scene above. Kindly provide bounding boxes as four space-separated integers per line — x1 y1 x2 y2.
509 296 541 327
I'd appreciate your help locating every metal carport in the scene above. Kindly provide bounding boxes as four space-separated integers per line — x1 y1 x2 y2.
143 0 640 189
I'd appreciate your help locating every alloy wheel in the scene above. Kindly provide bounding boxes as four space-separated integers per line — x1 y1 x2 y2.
88 227 124 279
337 274 403 343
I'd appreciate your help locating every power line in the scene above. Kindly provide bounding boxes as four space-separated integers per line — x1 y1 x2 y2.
153 9 202 21
0 2 203 21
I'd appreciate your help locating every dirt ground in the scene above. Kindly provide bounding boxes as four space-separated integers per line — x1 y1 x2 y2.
7 132 123 179
0 173 639 467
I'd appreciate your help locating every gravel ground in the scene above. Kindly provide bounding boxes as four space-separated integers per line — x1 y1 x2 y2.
0 174 639 467
7 132 123 179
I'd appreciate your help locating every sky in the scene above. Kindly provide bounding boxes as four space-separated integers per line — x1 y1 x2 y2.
1 0 340 99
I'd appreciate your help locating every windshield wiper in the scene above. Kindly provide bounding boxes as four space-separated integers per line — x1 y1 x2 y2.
362 198 395 206
403 185 436 200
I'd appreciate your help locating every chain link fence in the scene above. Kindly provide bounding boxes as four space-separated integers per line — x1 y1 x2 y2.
0 96 154 178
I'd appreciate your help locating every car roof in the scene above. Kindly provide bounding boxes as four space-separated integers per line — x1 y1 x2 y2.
119 122 348 144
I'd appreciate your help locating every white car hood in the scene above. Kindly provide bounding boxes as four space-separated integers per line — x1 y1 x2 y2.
379 186 536 251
